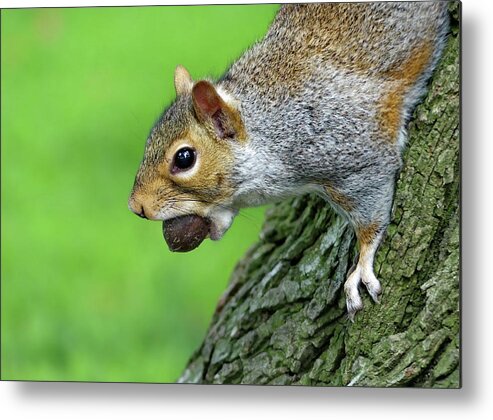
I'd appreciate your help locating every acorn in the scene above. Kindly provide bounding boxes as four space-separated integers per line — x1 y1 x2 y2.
162 215 211 252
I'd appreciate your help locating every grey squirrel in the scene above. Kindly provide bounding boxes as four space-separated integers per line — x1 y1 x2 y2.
128 2 450 320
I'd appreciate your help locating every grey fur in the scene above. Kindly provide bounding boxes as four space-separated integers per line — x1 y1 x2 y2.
222 2 449 227
215 2 449 318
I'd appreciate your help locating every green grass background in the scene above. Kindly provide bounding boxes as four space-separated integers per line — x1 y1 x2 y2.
1 4 279 382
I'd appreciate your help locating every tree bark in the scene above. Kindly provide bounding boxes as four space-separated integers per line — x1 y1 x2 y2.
179 4 460 388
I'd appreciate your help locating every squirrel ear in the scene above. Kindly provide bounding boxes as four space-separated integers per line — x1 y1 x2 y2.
192 81 222 118
192 81 237 139
174 65 193 96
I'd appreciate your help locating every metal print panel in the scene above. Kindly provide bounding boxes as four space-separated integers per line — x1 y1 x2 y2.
1 1 460 387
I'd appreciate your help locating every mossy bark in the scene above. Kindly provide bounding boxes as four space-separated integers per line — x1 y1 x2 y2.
179 4 460 388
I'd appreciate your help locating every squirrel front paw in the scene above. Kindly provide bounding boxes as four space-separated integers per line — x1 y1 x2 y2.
344 264 382 321
344 267 364 321
361 267 382 304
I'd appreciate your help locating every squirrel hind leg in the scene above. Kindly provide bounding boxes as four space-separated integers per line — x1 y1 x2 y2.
344 223 386 321
357 225 384 304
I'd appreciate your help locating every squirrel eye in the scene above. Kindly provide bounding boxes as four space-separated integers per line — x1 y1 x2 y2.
172 147 196 172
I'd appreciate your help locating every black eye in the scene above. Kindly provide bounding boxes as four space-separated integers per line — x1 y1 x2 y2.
173 147 196 172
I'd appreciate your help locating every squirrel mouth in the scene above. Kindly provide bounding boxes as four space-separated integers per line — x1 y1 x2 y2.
162 215 211 252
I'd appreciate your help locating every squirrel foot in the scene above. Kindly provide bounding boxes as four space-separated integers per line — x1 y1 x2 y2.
361 267 382 304
345 223 385 320
344 263 382 321
344 266 364 321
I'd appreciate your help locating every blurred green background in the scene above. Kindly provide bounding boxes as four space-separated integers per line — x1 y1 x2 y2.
1 4 279 382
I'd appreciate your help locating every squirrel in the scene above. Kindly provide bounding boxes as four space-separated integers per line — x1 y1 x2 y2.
128 2 450 320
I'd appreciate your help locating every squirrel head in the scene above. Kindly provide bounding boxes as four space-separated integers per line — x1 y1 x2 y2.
128 66 245 241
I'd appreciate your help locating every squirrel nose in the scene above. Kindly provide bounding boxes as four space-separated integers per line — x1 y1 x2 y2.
135 206 148 219
128 197 148 219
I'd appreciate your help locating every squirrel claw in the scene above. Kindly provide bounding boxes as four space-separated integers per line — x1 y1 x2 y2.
346 297 363 321
362 272 382 304
346 301 363 322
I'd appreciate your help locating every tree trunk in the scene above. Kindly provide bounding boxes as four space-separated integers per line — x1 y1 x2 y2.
179 4 460 388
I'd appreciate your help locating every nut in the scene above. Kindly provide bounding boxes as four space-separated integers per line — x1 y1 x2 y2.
162 215 211 252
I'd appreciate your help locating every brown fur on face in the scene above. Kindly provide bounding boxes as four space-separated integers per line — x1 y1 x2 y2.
129 79 241 221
